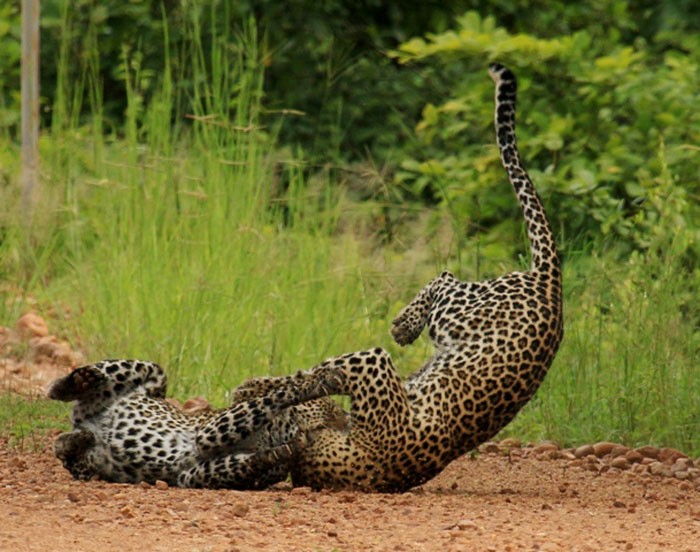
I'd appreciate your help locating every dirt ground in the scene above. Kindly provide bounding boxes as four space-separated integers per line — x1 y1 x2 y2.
1 436 699 552
1 314 700 551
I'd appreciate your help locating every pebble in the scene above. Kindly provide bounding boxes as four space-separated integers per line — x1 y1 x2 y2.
574 445 594 459
455 519 478 531
231 503 249 518
592 442 618 458
478 442 500 454
610 457 630 470
659 447 687 464
610 445 629 458
155 480 169 490
513 440 700 483
649 462 672 478
634 445 660 459
624 450 643 464
533 442 560 455
16 312 49 338
119 506 135 518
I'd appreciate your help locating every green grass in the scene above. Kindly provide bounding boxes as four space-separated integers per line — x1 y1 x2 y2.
0 395 68 451
1 8 698 457
502 246 700 456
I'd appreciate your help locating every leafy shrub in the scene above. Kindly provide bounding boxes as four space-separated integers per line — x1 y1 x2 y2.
393 10 700 258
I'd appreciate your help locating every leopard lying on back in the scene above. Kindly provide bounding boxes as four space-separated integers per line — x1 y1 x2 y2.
192 63 564 492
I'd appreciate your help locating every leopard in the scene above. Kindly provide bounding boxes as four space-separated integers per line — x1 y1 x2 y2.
49 359 346 489
190 63 564 492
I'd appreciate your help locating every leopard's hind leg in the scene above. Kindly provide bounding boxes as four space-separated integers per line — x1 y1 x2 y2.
195 349 412 468
179 436 305 490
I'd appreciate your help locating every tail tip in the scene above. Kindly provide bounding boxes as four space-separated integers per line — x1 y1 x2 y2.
488 63 516 85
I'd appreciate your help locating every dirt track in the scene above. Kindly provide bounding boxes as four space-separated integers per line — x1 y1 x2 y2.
1 435 699 552
1 315 699 550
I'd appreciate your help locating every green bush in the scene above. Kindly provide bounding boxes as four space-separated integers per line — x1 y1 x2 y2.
393 10 700 258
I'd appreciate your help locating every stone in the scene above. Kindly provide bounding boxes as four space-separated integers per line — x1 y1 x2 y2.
610 457 630 470
16 312 49 338
574 445 594 459
634 445 660 459
659 447 687 464
592 442 618 458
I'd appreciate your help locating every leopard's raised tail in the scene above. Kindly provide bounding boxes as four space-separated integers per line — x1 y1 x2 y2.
488 63 562 299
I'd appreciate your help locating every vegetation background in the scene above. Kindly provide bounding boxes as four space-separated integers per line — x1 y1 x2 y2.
1 1 698 456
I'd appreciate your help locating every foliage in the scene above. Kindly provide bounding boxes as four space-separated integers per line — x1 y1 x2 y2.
1 0 471 161
0 2 21 135
393 8 700 259
1 12 412 406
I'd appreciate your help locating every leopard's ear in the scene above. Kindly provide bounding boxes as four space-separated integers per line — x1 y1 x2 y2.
47 366 107 402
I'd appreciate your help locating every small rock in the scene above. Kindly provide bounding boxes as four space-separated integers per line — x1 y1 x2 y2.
649 462 672 478
672 458 692 472
610 445 629 458
574 445 594 459
613 500 626 508
16 312 49 338
559 451 576 461
625 450 644 464
611 457 630 470
533 442 560 455
327 530 338 538
120 506 135 518
232 503 249 517
67 492 80 503
634 445 660 459
659 447 687 464
592 442 619 458
478 442 500 454
155 480 169 490
455 519 478 531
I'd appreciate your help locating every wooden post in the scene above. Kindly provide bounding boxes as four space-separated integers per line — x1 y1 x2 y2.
21 0 40 218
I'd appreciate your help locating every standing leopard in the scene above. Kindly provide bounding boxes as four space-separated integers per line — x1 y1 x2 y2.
49 359 345 489
192 63 564 492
